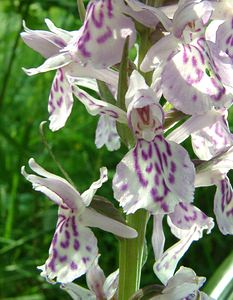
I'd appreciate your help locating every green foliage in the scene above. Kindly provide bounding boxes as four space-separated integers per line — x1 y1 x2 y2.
0 0 232 299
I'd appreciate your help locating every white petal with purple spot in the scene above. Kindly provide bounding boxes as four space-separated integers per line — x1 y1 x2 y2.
95 115 120 151
38 208 98 283
167 202 214 240
162 41 231 115
214 177 233 235
61 283 96 300
153 224 202 285
72 85 127 124
81 167 108 206
113 136 195 214
191 110 233 160
69 0 136 68
22 52 72 76
86 256 106 299
152 215 165 260
48 69 74 131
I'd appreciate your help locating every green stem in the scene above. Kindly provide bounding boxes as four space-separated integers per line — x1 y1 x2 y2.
204 251 233 299
138 27 153 86
4 174 19 239
118 210 149 300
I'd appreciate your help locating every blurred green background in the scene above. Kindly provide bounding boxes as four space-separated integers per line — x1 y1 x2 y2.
0 0 232 299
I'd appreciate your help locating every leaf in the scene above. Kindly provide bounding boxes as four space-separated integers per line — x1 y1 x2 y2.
129 284 164 300
91 195 126 224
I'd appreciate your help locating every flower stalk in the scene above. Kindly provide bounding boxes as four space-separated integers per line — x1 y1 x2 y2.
118 209 149 300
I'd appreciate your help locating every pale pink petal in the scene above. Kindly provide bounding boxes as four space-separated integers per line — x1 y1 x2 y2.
152 214 165 260
126 71 164 141
172 0 213 38
81 208 138 239
153 224 202 285
159 266 206 300
69 0 136 68
48 69 74 131
167 110 222 144
38 207 98 283
22 52 72 76
161 4 177 19
162 41 232 114
72 85 127 124
67 65 119 87
21 159 85 212
194 145 233 188
124 0 172 30
167 202 214 239
86 256 106 299
206 20 233 89
140 34 179 72
214 177 233 235
21 20 67 58
95 115 120 151
103 269 119 300
113 136 195 214
61 283 96 300
81 167 108 206
44 18 75 43
191 111 233 160
211 1 233 20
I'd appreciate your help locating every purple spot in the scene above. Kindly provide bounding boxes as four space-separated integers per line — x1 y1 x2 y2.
133 145 148 187
107 0 113 18
162 179 170 196
148 143 153 158
168 173 175 184
52 233 58 246
96 27 112 44
164 140 172 156
70 261 78 270
59 69 64 81
192 56 197 67
170 161 176 173
161 202 169 212
179 202 188 211
60 86 64 94
183 45 189 64
91 4 104 28
61 240 69 249
82 257 90 264
74 239 80 250
53 78 59 92
65 230 70 240
59 255 67 263
155 162 162 175
86 245 92 252
146 163 153 173
141 149 148 161
154 174 160 185
57 96 63 107
72 216 79 237
54 39 66 48
121 183 128 191
162 153 168 167
192 94 197 101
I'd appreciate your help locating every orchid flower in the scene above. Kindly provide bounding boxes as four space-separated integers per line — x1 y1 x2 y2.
151 266 214 300
141 0 233 115
152 203 214 284
61 256 118 300
21 158 137 283
193 114 233 235
21 19 119 131
70 71 195 215
112 71 195 214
